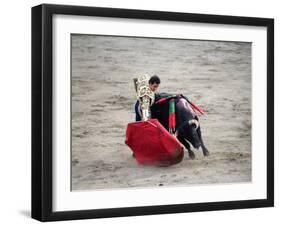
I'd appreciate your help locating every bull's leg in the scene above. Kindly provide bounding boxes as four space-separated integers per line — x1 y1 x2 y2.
177 135 195 159
197 127 210 157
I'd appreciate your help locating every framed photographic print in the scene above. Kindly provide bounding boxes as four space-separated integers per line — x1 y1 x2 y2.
31 4 274 222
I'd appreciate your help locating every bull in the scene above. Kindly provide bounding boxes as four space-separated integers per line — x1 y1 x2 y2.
150 93 210 159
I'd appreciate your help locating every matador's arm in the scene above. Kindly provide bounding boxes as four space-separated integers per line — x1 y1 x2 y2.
134 75 155 121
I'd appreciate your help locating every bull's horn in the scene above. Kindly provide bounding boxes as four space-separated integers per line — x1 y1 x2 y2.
188 119 199 130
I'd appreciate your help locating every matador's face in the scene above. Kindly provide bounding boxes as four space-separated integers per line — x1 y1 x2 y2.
149 83 159 92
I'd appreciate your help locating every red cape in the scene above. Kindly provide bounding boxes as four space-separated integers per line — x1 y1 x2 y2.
125 119 184 166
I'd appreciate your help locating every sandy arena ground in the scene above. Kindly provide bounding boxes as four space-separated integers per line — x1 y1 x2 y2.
71 34 251 191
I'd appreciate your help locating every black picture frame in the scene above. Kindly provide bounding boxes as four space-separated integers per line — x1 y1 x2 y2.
31 3 274 222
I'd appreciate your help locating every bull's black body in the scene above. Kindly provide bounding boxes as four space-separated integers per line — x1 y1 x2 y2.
151 93 209 159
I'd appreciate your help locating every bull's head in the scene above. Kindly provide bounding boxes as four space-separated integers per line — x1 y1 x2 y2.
181 118 201 149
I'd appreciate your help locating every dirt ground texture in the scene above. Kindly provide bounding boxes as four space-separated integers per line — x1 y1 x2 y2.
71 34 251 191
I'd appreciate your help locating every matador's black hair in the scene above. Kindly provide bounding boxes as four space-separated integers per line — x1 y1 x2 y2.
149 75 161 84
